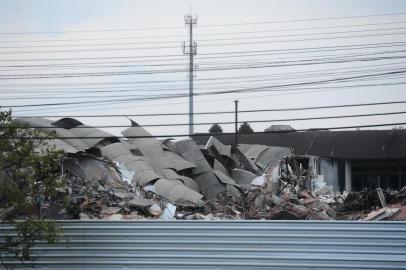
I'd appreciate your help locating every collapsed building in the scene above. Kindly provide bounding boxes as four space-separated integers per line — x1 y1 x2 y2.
3 117 406 221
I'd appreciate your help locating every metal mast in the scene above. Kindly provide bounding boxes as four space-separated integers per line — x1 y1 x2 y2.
234 100 239 146
183 14 197 136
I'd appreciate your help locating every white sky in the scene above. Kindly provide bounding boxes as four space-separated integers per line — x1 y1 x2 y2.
1 0 406 137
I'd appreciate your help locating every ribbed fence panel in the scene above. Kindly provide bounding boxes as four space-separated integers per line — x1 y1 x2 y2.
1 220 405 269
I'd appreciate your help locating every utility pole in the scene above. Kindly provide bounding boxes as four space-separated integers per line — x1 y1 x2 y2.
183 14 197 136
234 100 239 146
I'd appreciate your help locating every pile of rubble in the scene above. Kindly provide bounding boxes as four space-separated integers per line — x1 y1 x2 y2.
8 117 406 221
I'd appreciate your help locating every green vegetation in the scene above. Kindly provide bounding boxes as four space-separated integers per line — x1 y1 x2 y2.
0 110 65 265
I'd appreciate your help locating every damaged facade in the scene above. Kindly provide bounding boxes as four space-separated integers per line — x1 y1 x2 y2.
2 117 406 221
196 129 406 193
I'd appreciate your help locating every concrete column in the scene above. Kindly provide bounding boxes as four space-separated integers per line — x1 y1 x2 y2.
345 160 352 193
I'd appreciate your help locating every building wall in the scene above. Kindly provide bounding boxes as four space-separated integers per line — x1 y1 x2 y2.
351 159 406 191
307 157 341 193
320 158 339 192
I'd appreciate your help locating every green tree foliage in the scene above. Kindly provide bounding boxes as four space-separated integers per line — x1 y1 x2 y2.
238 122 254 133
209 123 223 133
0 110 65 265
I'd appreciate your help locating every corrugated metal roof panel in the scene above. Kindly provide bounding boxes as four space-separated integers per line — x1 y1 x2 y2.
1 220 405 269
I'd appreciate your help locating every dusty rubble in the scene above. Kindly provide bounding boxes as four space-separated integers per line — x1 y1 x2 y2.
4 117 406 221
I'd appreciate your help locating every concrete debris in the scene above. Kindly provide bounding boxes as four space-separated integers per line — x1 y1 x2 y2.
251 174 266 187
5 118 406 221
115 162 135 184
363 207 400 221
148 204 162 216
311 175 332 196
161 203 176 220
127 198 155 208
376 188 387 208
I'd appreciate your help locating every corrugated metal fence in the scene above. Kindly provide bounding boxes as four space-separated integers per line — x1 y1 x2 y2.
1 220 406 269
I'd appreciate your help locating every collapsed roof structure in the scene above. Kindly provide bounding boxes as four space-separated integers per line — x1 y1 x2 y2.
4 117 406 221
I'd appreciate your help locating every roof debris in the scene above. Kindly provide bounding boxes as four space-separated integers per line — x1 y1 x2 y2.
2 117 405 221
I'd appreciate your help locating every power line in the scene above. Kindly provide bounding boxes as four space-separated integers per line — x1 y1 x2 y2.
197 12 406 27
2 58 406 91
0 44 180 54
10 111 406 129
1 25 405 50
199 27 405 43
2 54 406 80
2 73 402 99
196 20 406 37
2 66 405 98
12 100 406 118
0 26 184 35
3 19 406 44
1 48 404 72
3 70 405 108
2 122 406 140
5 77 406 112
198 31 406 46
2 12 405 35
2 31 406 55
1 40 404 63
198 41 406 56
13 81 405 114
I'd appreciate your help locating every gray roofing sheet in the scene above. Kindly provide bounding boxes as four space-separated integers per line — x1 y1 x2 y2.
163 150 196 171
70 125 115 148
231 168 257 186
153 179 203 204
205 136 231 157
14 117 88 150
176 139 226 198
122 127 192 179
113 154 161 186
255 146 292 169
101 142 133 159
238 144 269 161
